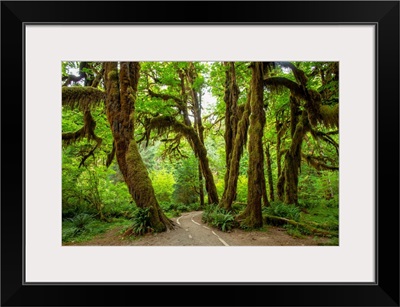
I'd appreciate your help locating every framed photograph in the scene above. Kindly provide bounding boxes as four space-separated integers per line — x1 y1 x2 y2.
1 1 399 306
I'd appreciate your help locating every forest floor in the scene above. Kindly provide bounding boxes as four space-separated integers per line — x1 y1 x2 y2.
65 211 331 246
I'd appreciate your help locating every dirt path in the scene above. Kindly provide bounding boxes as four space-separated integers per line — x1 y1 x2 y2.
66 211 330 246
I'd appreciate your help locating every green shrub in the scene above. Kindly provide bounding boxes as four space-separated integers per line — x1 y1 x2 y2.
131 207 152 235
69 213 93 232
102 201 134 219
202 205 237 232
177 204 190 212
263 202 301 221
232 202 246 214
284 224 306 238
188 202 201 211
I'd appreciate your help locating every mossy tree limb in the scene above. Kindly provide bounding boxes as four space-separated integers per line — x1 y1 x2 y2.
146 115 219 204
62 110 103 167
62 85 105 112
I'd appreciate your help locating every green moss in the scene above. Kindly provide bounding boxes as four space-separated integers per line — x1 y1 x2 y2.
107 70 118 81
62 86 105 111
320 104 339 128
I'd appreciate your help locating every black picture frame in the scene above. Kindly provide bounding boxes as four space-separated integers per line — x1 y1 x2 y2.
1 1 399 306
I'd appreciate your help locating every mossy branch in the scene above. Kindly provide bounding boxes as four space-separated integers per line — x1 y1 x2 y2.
105 141 116 167
264 77 305 98
62 86 105 111
62 110 103 167
302 154 339 171
309 129 339 153
320 104 339 129
264 215 337 237
276 62 308 86
147 88 184 109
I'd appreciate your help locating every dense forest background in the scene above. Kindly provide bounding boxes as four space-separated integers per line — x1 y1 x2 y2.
62 61 339 245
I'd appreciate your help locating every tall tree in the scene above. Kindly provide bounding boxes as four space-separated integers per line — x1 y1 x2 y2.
221 62 240 200
103 62 174 231
237 62 266 228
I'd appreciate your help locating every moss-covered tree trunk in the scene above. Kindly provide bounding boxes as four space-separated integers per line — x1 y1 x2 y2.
222 62 239 199
219 91 251 211
189 129 219 205
187 63 207 207
281 109 309 205
237 62 265 228
198 162 205 207
275 118 287 201
261 165 270 207
265 143 275 202
104 62 173 232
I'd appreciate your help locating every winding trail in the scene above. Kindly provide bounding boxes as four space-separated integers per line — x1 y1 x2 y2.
176 212 229 246
65 210 330 246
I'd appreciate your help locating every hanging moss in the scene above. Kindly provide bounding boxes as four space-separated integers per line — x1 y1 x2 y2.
320 104 339 128
105 141 116 167
303 154 339 171
62 110 103 167
62 86 105 111
265 75 337 130
305 90 323 127
264 77 304 98
62 110 101 146
146 115 219 205
290 95 300 137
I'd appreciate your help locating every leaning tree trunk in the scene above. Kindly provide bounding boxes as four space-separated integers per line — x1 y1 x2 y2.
104 62 173 232
237 62 265 228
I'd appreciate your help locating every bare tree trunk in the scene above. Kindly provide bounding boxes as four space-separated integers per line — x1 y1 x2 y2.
104 62 173 232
